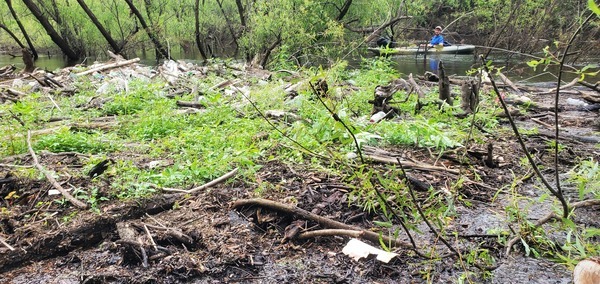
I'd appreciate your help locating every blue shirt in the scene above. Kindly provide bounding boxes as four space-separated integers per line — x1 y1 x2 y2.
430 34 444 46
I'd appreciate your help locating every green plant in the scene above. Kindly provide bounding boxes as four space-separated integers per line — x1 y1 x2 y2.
567 159 600 199
34 128 117 153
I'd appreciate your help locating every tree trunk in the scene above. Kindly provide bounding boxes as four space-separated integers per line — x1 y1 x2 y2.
235 0 246 28
124 0 171 60
21 0 80 62
75 0 122 54
194 0 208 60
460 80 479 113
216 0 240 56
22 48 35 73
5 0 38 60
0 24 25 49
335 0 353 21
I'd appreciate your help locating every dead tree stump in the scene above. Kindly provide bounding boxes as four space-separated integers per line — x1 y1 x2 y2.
22 48 35 73
438 61 453 105
368 78 409 118
460 79 480 113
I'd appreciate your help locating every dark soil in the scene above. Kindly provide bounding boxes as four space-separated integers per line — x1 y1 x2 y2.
1 80 599 283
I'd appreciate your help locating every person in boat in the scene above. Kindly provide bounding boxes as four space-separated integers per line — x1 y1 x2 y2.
429 26 444 48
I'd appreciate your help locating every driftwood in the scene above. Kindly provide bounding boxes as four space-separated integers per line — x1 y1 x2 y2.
160 168 238 194
265 110 309 124
363 146 461 175
0 64 16 77
74 58 140 77
368 78 408 117
497 71 521 94
27 131 88 209
231 198 412 248
176 100 205 109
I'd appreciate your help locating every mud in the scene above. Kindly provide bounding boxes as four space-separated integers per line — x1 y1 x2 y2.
1 73 599 283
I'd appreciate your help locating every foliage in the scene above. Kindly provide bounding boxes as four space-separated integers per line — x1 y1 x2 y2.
0 40 598 282
567 159 600 200
34 128 117 153
2 0 598 68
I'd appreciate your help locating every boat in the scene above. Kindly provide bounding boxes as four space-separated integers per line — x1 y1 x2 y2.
368 44 476 56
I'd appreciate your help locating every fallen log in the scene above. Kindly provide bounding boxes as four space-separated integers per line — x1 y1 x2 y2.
74 58 140 77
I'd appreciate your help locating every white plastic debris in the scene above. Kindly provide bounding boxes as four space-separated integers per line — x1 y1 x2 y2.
566 98 588 106
342 238 399 263
12 79 24 88
369 111 386 123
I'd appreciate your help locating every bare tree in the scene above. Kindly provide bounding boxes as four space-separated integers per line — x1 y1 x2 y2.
124 0 171 60
21 0 81 62
4 0 38 60
75 0 122 54
194 0 208 60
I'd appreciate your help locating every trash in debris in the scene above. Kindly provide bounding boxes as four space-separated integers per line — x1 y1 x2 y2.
341 238 398 263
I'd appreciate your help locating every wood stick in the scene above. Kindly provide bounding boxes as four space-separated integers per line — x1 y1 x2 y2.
0 236 15 251
497 71 521 93
364 154 460 175
232 198 412 249
176 101 205 109
161 168 238 194
27 131 88 209
74 58 140 77
144 224 158 251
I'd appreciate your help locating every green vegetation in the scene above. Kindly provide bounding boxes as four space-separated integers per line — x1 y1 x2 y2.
0 0 598 67
1 51 598 281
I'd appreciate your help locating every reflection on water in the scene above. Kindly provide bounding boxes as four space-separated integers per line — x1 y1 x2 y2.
0 54 69 72
385 53 478 78
1 49 596 84
0 48 208 72
385 53 598 84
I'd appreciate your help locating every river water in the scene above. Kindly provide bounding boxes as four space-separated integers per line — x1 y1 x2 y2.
0 49 597 85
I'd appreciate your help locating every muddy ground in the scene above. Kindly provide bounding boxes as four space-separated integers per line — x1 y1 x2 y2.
1 72 599 283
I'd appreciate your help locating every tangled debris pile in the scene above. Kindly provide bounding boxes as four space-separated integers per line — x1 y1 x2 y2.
0 54 599 283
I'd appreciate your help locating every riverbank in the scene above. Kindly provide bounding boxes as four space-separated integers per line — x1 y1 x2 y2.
0 56 599 283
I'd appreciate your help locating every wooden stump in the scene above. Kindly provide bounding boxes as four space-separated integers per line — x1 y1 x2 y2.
460 79 479 113
22 48 35 73
368 78 409 118
438 61 453 105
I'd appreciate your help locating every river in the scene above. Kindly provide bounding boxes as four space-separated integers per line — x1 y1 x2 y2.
0 49 597 85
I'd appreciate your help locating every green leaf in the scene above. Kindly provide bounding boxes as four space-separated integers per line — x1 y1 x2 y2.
590 0 600 16
521 238 531 256
374 221 393 228
562 218 577 229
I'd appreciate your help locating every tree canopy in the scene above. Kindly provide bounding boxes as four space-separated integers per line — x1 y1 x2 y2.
0 0 598 67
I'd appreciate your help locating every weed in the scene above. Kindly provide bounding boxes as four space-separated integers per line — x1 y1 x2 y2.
567 158 600 199
34 128 117 153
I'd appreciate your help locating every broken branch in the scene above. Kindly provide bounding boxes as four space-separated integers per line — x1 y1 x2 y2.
232 198 412 248
27 131 88 209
